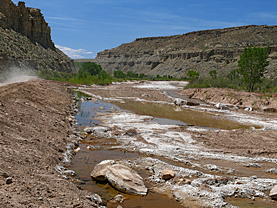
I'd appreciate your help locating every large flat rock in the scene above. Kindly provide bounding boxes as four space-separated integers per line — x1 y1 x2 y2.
106 164 148 196
90 160 115 182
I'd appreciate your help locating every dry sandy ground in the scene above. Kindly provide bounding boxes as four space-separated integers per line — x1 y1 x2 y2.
179 88 277 112
0 79 95 208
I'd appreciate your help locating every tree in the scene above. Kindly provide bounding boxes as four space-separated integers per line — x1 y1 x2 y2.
187 70 199 81
82 62 102 76
209 70 217 79
238 46 269 92
98 70 110 81
77 68 89 78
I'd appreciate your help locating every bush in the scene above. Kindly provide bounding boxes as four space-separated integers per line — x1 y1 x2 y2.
114 70 126 79
187 70 199 81
126 71 138 78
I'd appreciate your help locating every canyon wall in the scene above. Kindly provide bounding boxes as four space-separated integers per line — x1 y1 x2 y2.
0 0 75 73
95 25 277 78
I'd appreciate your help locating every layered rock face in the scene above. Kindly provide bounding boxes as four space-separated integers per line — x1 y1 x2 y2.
0 0 75 73
0 0 53 49
95 25 277 78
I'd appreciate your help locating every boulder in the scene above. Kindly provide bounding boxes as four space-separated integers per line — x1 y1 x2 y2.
106 164 147 196
90 160 115 182
174 98 185 106
161 169 175 180
244 107 253 111
215 103 229 110
270 185 277 200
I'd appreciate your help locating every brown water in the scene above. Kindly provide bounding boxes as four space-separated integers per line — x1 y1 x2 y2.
70 144 184 208
111 100 260 130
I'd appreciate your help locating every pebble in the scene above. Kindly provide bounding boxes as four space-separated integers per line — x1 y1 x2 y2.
74 147 81 153
86 193 102 205
6 177 13 184
113 194 124 203
161 169 175 180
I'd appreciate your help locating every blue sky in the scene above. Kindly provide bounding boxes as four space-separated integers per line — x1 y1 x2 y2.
16 0 277 59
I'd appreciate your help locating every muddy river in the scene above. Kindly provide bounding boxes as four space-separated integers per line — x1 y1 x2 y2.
67 82 277 208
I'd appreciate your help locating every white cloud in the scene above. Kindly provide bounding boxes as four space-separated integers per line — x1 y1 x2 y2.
55 45 94 59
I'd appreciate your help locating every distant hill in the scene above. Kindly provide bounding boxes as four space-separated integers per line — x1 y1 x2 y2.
0 0 75 75
93 25 277 78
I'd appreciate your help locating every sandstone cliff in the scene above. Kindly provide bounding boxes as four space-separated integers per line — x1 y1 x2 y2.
0 0 75 74
94 25 277 78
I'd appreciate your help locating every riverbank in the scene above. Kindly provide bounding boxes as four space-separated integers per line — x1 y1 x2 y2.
0 79 95 207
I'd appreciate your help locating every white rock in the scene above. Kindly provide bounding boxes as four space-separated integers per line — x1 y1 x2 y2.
269 185 277 199
244 107 253 111
106 164 148 195
90 160 115 182
174 98 185 106
215 103 229 110
74 147 81 153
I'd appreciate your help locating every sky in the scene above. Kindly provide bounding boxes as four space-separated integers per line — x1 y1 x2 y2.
14 0 277 59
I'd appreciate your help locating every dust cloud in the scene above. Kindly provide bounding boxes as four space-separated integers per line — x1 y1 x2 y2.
0 69 38 87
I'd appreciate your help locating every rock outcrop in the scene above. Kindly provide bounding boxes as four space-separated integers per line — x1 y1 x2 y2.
94 25 277 78
0 0 53 49
0 0 75 74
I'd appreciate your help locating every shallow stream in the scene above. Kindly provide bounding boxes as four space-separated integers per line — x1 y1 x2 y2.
69 89 277 208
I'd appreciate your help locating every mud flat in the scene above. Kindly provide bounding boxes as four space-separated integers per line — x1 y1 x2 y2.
73 81 277 207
